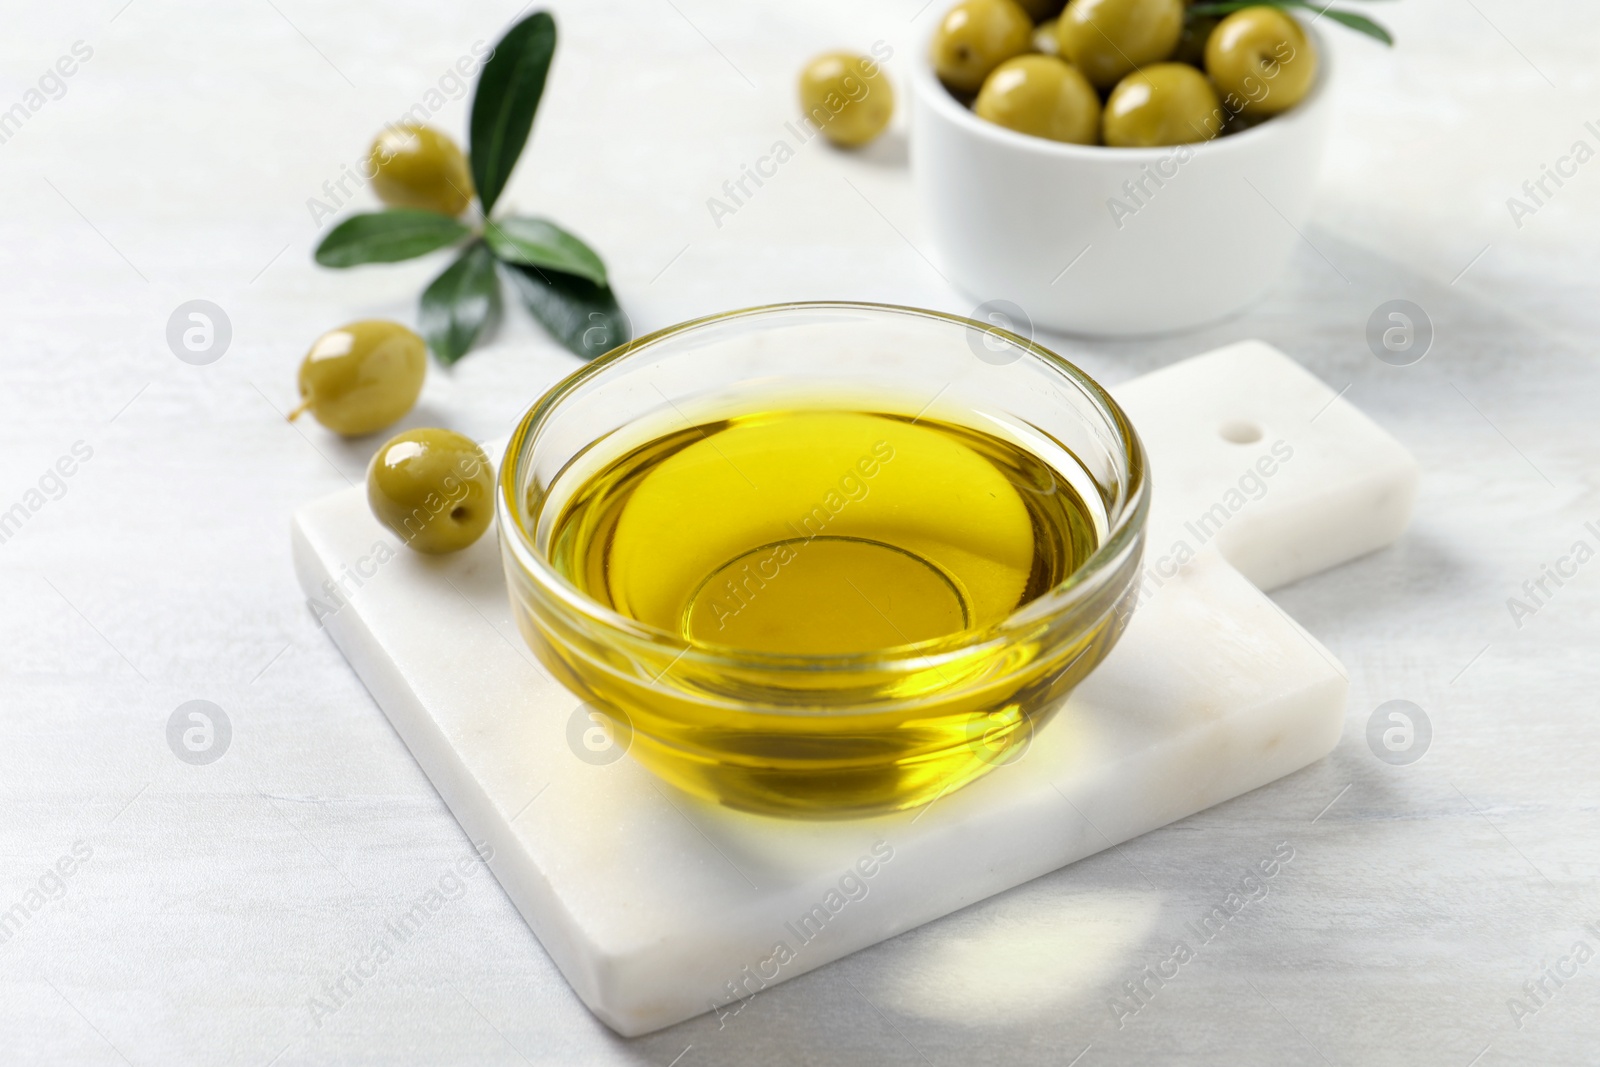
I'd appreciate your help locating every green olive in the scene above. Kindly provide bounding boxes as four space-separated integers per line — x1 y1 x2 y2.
974 55 1100 144
1102 63 1221 147
798 52 895 147
367 428 494 554
292 321 426 437
930 0 1035 94
368 125 474 216
1033 18 1061 55
1172 14 1218 68
1204 6 1316 116
1055 0 1184 90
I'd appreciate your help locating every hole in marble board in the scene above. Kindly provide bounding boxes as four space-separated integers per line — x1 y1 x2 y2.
1218 420 1264 445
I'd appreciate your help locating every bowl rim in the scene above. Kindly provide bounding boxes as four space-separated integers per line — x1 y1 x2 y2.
496 301 1150 675
909 15 1331 161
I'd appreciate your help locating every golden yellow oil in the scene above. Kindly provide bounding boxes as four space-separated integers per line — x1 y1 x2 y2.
548 410 1098 655
530 407 1127 818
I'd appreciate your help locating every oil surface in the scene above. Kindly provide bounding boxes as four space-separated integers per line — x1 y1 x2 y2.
547 410 1100 656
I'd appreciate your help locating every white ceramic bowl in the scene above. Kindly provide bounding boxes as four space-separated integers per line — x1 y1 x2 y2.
910 24 1331 336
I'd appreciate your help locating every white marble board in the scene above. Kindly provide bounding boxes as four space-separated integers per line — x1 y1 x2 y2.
290 340 1418 1035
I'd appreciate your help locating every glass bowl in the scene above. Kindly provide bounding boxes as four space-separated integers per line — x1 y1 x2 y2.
497 302 1149 818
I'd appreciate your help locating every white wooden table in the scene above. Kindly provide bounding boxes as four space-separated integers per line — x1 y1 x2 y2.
2 1 1597 1063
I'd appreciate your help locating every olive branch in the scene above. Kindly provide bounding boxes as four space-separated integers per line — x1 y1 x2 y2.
312 11 628 365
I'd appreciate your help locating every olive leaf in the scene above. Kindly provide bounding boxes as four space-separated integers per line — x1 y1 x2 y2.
1186 0 1393 45
484 216 607 285
502 262 629 361
469 12 557 216
419 240 503 365
1313 8 1393 45
314 209 472 267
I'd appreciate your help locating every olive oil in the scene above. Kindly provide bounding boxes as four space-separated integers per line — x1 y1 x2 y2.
517 405 1136 818
547 410 1100 656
